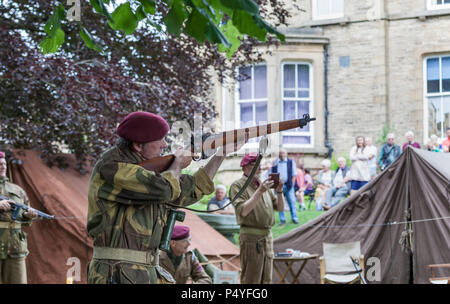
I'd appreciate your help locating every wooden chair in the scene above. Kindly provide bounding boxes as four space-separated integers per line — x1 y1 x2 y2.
319 241 365 284
428 264 450 284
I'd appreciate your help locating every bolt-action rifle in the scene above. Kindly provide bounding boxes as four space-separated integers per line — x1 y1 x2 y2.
138 114 316 173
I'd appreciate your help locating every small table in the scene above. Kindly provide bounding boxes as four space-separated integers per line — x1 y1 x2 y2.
273 254 319 284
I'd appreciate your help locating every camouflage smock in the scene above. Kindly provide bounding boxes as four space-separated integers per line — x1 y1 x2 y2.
0 177 32 260
87 144 214 284
159 250 212 284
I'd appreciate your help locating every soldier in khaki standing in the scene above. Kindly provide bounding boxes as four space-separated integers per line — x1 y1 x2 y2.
87 111 247 284
229 153 285 284
0 151 37 284
159 225 211 284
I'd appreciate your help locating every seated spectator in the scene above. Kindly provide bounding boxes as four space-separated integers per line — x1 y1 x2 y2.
402 130 421 151
378 133 401 171
207 185 234 214
350 136 372 194
314 159 334 211
365 137 377 179
322 157 351 210
426 134 442 152
442 127 450 152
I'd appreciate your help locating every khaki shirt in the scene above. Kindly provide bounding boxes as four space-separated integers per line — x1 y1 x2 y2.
159 250 212 284
229 176 277 230
0 177 32 259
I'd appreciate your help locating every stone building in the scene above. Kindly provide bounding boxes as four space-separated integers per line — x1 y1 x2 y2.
209 0 450 185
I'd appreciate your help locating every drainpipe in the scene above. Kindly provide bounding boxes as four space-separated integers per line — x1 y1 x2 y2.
324 44 334 158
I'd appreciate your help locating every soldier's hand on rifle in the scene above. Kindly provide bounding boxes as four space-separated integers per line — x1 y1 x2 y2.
0 200 11 212
173 148 192 169
23 208 38 219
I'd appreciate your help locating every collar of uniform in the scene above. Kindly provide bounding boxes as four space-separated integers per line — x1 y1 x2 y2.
242 174 260 189
167 248 184 270
116 143 145 164
278 158 288 163
0 176 8 184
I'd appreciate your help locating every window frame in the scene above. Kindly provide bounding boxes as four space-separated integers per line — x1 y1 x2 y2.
234 63 268 150
311 0 344 21
427 0 450 11
281 61 315 149
423 55 450 143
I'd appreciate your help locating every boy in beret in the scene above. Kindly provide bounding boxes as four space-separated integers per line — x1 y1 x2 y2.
0 151 37 283
87 111 247 284
229 153 285 284
159 225 211 284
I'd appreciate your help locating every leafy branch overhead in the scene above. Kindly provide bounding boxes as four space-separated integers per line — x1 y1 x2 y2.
41 0 285 56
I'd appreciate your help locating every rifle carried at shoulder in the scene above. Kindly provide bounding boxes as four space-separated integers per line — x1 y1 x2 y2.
139 114 316 173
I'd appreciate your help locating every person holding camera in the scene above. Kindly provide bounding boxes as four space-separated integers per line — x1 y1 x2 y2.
229 153 285 284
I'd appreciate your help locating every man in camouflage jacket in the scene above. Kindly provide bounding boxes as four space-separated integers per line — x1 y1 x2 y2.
0 151 37 284
87 111 246 284
159 225 211 284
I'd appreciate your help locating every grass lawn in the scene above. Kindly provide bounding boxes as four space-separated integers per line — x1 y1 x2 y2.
189 197 324 244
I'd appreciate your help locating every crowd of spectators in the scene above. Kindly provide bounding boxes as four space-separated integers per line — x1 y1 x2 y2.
208 127 450 221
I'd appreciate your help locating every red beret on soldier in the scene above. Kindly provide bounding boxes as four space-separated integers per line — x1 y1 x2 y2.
0 151 4 158
117 111 169 143
240 152 259 167
172 225 190 240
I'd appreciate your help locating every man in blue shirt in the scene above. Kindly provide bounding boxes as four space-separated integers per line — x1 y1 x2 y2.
271 148 298 225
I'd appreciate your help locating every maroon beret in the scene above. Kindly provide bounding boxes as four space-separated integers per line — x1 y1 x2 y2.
0 151 4 158
172 225 190 240
240 153 259 167
117 111 169 143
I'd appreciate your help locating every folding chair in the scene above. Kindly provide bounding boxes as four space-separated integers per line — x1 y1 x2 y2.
319 241 365 284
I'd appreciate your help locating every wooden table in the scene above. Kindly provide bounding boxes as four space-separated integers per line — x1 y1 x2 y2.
273 254 319 284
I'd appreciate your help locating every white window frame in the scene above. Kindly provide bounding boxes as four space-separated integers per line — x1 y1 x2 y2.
427 0 450 11
235 63 268 150
422 55 450 144
281 62 314 149
312 0 344 21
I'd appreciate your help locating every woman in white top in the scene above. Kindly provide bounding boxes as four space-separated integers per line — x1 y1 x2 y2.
349 136 372 194
364 137 377 179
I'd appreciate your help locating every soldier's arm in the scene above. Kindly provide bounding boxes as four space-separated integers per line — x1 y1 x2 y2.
190 254 212 284
98 161 182 202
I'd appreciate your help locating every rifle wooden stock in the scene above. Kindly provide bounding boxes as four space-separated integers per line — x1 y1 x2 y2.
139 116 315 173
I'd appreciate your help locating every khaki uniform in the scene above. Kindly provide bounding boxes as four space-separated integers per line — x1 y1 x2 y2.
229 176 277 284
159 250 212 284
0 177 32 284
87 144 214 284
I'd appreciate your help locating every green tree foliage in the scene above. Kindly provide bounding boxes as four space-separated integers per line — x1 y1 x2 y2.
0 0 293 172
41 0 285 56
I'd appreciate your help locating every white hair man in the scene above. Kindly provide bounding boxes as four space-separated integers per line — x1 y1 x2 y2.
207 184 234 214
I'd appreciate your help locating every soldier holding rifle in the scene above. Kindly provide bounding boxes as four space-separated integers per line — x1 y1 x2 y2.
86 111 247 284
0 151 37 284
